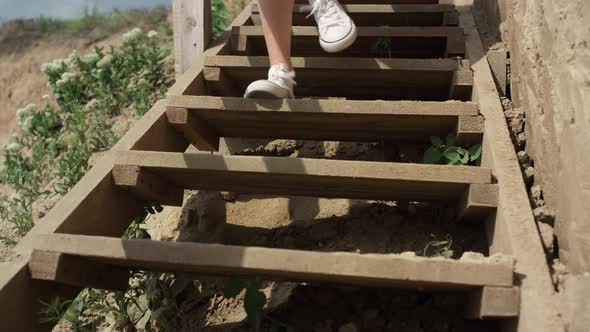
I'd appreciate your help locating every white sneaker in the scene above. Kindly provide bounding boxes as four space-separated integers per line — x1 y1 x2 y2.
244 64 296 99
308 0 357 53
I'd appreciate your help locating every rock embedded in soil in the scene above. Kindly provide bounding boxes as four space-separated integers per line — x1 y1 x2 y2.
516 132 527 150
537 222 555 255
533 206 556 225
517 150 532 167
529 184 545 207
31 194 61 222
523 166 535 185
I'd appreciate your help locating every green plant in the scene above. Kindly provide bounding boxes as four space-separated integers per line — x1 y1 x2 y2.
212 0 230 38
35 6 170 40
0 236 17 247
423 234 454 258
0 26 172 234
371 36 393 58
423 134 482 165
224 277 290 332
123 202 163 240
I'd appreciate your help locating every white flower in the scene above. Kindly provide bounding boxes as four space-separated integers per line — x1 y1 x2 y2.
61 133 78 146
147 30 158 38
16 104 35 125
61 72 76 81
84 53 100 63
123 27 142 42
41 58 67 73
64 51 78 66
5 142 22 152
21 116 34 132
96 55 113 69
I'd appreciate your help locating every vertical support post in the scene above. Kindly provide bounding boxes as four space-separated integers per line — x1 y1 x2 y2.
173 0 212 77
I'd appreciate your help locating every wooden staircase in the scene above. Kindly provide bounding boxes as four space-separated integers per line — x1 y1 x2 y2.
0 1 563 331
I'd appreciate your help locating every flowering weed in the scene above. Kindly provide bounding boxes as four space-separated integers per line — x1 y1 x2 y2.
0 28 172 234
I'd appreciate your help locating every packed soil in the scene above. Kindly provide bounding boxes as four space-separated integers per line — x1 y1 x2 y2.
143 139 492 331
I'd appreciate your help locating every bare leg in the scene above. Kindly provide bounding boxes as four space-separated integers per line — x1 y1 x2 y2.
257 0 294 69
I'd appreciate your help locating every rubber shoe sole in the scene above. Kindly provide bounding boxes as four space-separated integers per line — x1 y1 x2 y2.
319 22 357 53
244 80 294 99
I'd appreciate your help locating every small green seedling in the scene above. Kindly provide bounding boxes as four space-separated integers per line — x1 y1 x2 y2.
370 36 393 58
423 234 454 258
225 277 267 330
224 277 290 332
423 134 482 166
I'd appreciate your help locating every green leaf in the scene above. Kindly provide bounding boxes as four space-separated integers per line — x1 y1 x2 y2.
443 147 460 162
63 298 84 324
459 150 470 164
468 144 482 162
441 249 454 258
445 134 457 147
423 146 443 164
430 136 444 148
135 308 152 330
244 288 266 324
224 278 247 298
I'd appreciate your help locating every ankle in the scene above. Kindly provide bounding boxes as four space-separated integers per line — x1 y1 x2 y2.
270 62 294 72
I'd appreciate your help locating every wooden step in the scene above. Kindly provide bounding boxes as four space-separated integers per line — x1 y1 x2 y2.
295 0 440 4
250 4 458 27
31 234 515 290
165 96 482 151
111 151 495 207
204 56 472 101
231 26 464 58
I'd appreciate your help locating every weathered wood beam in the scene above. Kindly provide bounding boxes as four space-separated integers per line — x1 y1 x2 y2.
32 234 515 290
114 151 492 202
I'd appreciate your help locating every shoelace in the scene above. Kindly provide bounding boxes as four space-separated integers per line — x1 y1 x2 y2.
269 64 296 87
307 0 348 35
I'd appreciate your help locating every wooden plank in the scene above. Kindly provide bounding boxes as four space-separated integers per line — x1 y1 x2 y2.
456 115 484 146
466 286 520 319
252 4 457 27
487 50 508 95
33 234 515 289
449 67 474 100
231 26 464 58
112 165 184 206
203 66 240 96
29 251 129 291
253 4 456 14
206 55 469 71
167 107 220 151
295 0 440 4
172 0 211 77
114 151 491 202
457 184 498 221
455 2 563 331
205 56 472 101
0 260 79 332
166 96 478 144
168 2 254 96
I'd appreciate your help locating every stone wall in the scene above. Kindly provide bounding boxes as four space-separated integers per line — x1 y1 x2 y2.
474 0 590 274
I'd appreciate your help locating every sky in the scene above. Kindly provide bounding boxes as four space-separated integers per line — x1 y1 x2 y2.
0 0 170 21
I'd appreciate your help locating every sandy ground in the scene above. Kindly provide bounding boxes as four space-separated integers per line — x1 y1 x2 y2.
140 139 491 331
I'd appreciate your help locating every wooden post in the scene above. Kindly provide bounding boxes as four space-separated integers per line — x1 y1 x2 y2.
173 0 212 77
